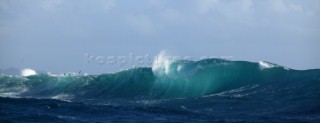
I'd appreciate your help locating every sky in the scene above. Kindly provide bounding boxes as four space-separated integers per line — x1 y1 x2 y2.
0 0 319 74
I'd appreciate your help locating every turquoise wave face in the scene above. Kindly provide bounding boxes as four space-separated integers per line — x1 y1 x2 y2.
0 59 320 100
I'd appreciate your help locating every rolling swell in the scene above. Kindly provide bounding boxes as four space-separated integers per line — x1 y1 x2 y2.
0 59 319 100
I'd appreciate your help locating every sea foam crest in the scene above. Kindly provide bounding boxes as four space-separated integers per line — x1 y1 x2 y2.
152 50 172 77
259 61 277 69
21 68 37 77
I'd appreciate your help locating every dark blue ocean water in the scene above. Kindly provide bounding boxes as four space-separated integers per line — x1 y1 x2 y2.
0 59 319 122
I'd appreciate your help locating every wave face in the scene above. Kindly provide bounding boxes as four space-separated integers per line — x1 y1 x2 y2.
1 59 319 100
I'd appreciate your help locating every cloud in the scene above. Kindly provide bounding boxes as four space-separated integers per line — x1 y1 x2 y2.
269 0 311 15
306 10 315 16
269 0 318 17
196 0 255 18
126 14 155 35
160 8 183 23
40 0 65 12
148 0 166 9
240 0 253 12
39 0 116 13
197 0 219 14
0 0 9 11
101 0 116 10
288 4 303 12
270 0 288 13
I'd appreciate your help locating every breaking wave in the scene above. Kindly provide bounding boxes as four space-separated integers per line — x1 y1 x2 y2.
1 58 319 100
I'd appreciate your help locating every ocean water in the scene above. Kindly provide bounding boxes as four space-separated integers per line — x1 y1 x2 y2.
0 58 319 122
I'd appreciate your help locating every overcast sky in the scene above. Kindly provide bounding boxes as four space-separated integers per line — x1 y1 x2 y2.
0 0 319 74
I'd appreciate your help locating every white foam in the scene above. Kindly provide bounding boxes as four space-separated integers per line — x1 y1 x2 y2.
0 87 28 98
152 50 172 77
202 84 259 98
21 68 37 77
259 61 278 69
51 93 74 102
